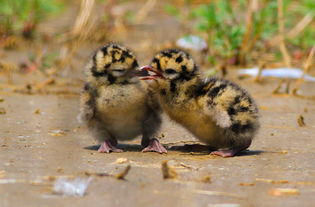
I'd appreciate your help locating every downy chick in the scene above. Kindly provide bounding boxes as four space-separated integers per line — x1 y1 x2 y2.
140 49 259 157
78 43 166 153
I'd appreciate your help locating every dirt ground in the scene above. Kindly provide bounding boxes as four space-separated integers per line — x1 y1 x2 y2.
1 73 315 207
1 2 315 207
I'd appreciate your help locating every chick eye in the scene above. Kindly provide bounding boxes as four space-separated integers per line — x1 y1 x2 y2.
165 69 177 74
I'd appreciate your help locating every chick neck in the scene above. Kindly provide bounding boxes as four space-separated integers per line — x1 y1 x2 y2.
90 72 138 86
158 75 201 103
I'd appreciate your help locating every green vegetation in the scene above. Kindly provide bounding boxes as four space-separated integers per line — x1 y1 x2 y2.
192 1 246 63
164 0 315 65
0 0 63 38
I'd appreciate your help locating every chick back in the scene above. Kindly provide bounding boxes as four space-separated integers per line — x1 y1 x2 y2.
196 77 260 148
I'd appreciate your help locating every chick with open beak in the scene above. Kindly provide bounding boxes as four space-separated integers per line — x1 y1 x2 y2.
139 49 260 157
78 43 166 153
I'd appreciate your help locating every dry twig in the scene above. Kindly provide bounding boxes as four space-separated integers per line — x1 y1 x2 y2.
287 13 314 39
277 0 291 67
254 62 265 83
161 160 177 179
239 0 257 65
115 165 131 180
57 0 96 69
135 0 157 23
297 115 306 127
292 46 315 98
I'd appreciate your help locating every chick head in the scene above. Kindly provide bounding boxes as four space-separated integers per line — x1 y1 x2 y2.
141 49 198 82
91 43 139 81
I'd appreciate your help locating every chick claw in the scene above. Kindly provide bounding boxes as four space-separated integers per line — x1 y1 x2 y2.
98 140 123 153
142 138 167 154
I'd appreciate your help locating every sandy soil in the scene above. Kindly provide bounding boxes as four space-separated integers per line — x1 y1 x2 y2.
1 1 315 206
1 75 315 207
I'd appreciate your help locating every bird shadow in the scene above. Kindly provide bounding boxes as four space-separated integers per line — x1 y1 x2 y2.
84 144 142 152
85 143 264 157
168 144 264 157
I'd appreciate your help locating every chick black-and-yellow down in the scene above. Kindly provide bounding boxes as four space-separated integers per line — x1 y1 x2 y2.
144 49 260 156
78 43 165 153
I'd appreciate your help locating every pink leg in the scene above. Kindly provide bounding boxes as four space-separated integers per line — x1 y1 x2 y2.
210 140 252 158
98 140 123 153
142 138 167 154
210 149 238 157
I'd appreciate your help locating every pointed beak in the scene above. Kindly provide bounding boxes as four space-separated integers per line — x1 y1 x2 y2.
137 65 165 80
131 69 150 77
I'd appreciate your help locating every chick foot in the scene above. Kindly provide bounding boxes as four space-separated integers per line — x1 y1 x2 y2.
210 140 252 157
142 138 167 154
210 149 239 157
98 140 123 153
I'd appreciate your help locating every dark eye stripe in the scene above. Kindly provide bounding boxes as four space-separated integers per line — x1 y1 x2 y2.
176 56 183 63
162 52 172 57
132 60 139 68
92 69 107 77
104 63 111 69
165 69 177 74
152 58 161 70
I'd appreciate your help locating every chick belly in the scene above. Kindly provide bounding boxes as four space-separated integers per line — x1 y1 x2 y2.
96 85 148 140
166 109 223 147
104 116 143 140
97 105 147 140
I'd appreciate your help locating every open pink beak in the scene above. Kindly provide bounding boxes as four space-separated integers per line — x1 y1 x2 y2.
138 65 165 80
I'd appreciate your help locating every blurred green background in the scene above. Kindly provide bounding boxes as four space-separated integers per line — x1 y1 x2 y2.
0 0 314 76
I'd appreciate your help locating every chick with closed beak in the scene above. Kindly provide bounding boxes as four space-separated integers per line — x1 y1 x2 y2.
78 43 166 153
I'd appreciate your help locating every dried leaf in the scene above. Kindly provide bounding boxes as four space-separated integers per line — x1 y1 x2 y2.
255 178 273 183
161 160 177 179
297 115 306 127
179 162 198 170
198 175 211 183
48 130 66 136
194 190 243 198
114 158 128 164
41 78 56 86
255 178 314 186
57 168 64 173
295 181 315 185
115 165 131 180
271 180 289 184
268 188 299 196
0 170 5 178
0 108 6 114
278 150 288 154
34 109 41 114
83 171 110 177
239 182 255 186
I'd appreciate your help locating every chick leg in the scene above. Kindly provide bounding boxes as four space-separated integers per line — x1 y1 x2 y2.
210 139 252 157
98 140 123 153
88 119 123 153
142 138 167 154
141 111 167 154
